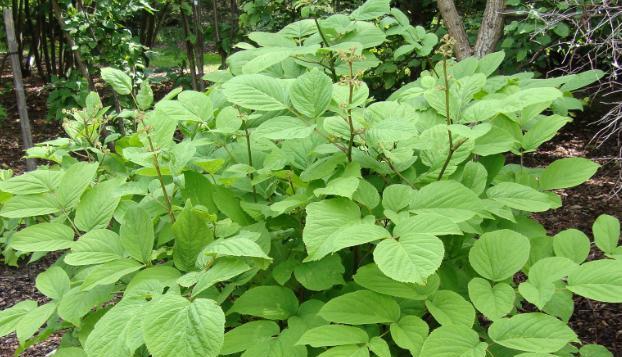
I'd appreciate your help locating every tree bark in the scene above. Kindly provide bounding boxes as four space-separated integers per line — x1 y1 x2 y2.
473 0 505 57
436 0 472 59
211 0 226 68
436 0 505 59
51 0 94 90
180 0 198 90
192 0 205 90
4 8 37 171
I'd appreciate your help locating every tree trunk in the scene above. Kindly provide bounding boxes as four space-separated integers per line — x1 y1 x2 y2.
192 0 205 90
4 8 37 171
436 0 505 59
436 0 472 59
473 0 505 57
211 0 226 68
51 0 94 90
180 0 198 90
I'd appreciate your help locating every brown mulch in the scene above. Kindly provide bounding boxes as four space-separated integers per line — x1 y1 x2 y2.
1 70 622 355
526 104 622 354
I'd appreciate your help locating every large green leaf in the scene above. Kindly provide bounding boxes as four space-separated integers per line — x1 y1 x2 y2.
142 294 225 357
85 298 147 357
489 313 578 353
592 214 620 255
389 315 429 355
11 223 74 252
220 320 280 355
0 169 61 195
203 235 271 261
0 193 60 218
254 116 316 140
353 264 439 300
36 266 70 300
297 325 369 347
65 229 124 266
0 300 37 337
567 260 622 303
173 205 214 271
486 182 551 212
374 233 444 284
178 90 213 122
81 259 143 291
351 0 390 20
57 162 99 209
58 285 114 326
425 290 475 327
15 302 56 343
303 198 390 261
467 278 515 321
222 74 289 111
290 68 333 118
74 180 122 232
192 258 251 297
419 325 487 357
410 181 482 222
120 206 154 264
101 67 132 95
229 286 299 320
318 290 400 324
540 158 599 190
469 229 530 281
553 229 591 264
294 255 345 291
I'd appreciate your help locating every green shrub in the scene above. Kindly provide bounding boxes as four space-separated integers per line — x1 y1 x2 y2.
0 1 619 356
46 74 90 121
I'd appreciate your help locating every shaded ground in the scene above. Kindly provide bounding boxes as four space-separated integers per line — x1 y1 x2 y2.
527 108 622 354
1 72 622 355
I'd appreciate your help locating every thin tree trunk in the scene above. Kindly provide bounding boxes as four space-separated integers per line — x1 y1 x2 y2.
4 8 36 171
211 0 226 68
192 0 205 90
180 0 198 90
473 0 505 57
151 4 170 47
39 0 52 81
436 0 472 59
48 0 58 76
51 0 94 90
